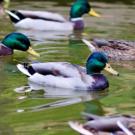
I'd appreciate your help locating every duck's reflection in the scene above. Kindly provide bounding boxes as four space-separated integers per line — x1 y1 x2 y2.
17 29 73 44
68 30 90 65
15 82 108 112
83 99 105 116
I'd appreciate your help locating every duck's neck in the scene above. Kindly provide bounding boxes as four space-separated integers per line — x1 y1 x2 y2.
70 17 84 30
87 69 96 75
87 70 101 76
86 63 101 75
76 0 89 2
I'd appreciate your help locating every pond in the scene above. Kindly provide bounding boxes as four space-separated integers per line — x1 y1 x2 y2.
0 0 135 135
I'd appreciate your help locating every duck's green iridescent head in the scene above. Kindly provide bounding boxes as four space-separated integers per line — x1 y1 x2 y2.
70 0 100 19
1 32 39 57
86 52 119 75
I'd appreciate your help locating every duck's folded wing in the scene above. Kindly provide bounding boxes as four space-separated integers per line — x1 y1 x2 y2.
19 10 66 22
30 62 85 77
28 73 88 90
17 62 85 78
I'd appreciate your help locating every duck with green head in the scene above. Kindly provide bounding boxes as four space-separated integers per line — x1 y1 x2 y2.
70 0 100 30
6 0 100 31
17 51 118 91
0 32 39 56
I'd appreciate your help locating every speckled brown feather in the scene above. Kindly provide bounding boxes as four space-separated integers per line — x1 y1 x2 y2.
92 39 135 60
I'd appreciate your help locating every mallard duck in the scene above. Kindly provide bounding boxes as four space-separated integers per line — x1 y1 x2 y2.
0 32 39 56
83 39 135 61
17 52 118 91
6 0 100 31
69 113 135 135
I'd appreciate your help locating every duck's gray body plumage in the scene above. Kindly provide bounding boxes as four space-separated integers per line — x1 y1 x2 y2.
17 62 109 91
7 10 74 31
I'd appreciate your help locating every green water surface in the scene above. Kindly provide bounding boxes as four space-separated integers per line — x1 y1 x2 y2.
0 0 135 135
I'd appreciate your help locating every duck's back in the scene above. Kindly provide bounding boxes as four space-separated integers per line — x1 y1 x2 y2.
15 18 73 31
19 10 66 22
18 10 74 31
31 62 84 78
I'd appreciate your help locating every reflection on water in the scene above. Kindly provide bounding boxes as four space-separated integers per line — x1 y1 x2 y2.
0 123 15 135
83 100 105 115
17 29 73 44
15 82 108 112
68 33 89 64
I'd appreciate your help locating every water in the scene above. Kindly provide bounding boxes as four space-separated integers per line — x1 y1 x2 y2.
0 0 135 135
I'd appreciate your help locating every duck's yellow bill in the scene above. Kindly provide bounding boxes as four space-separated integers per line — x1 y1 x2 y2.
82 32 88 36
89 8 101 17
104 63 119 76
27 47 40 57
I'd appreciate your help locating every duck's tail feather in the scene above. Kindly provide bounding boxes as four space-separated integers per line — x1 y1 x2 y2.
17 64 35 77
5 10 25 23
117 121 134 135
5 10 20 21
82 39 96 52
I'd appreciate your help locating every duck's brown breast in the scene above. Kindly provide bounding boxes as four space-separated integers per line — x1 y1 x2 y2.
0 44 13 56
